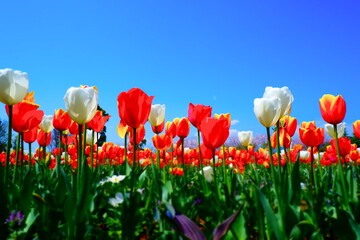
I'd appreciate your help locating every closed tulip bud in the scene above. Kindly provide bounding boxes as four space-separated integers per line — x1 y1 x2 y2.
53 109 71 131
299 151 310 160
352 120 360 139
85 129 98 145
254 97 281 128
238 131 253 147
0 68 29 106
174 117 190 138
152 133 173 151
149 104 165 127
325 123 346 139
200 117 229 150
39 115 54 133
299 122 324 147
64 86 98 125
319 94 346 125
188 103 212 129
201 166 213 182
281 115 297 137
263 86 294 118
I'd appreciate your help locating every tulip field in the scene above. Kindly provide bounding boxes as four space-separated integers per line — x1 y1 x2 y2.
1 69 360 240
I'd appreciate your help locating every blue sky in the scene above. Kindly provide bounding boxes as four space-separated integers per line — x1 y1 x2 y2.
1 0 359 146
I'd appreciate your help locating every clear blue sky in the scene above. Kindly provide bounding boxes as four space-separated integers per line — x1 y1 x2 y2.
1 0 359 146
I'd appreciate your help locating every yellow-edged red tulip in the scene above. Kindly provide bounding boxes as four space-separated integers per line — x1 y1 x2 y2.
214 113 231 128
87 110 111 132
53 109 72 132
281 115 297 137
353 120 360 139
319 94 346 125
116 120 128 139
299 121 324 147
152 133 172 151
174 117 190 138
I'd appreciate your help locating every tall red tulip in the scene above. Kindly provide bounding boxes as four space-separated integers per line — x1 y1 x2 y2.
174 118 190 138
188 103 212 130
87 110 111 132
319 94 346 125
53 109 72 132
37 129 52 147
299 121 324 147
117 88 154 129
200 117 230 150
23 126 39 143
6 101 44 133
129 125 145 145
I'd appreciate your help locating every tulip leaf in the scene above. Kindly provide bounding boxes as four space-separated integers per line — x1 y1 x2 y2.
212 204 244 240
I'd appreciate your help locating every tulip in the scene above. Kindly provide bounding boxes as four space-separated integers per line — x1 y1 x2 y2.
149 104 165 128
151 120 165 134
201 166 213 182
280 115 297 137
165 121 177 138
117 120 128 139
200 117 230 150
23 127 39 144
117 88 154 129
214 113 231 128
319 94 346 125
85 129 99 145
188 103 212 130
299 122 324 147
263 86 294 118
87 111 111 132
39 115 54 133
174 118 190 138
325 123 346 139
64 86 98 125
238 131 253 147
152 133 172 151
254 97 282 128
353 120 360 139
0 68 29 106
330 137 351 158
53 109 72 132
6 101 44 133
37 129 51 147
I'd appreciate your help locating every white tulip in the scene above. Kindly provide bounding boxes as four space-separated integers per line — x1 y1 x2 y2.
263 86 294 117
325 122 346 139
238 131 253 147
39 115 54 133
148 104 165 126
201 166 213 182
299 151 310 160
64 87 98 124
254 97 282 128
85 129 99 145
0 68 29 106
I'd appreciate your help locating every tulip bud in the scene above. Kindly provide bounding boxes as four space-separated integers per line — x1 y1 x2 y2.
0 68 29 106
325 123 346 139
263 86 294 118
254 97 281 128
39 115 54 133
201 166 213 182
64 86 98 125
149 104 165 127
238 131 253 147
85 129 99 145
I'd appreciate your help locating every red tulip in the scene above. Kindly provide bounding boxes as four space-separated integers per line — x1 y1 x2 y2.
152 132 172 151
165 121 177 138
129 125 145 145
319 94 346 125
37 129 52 147
331 137 352 157
6 101 44 133
299 122 324 147
117 88 154 129
200 117 230 150
23 127 39 143
174 118 190 138
87 110 111 132
151 120 165 134
188 103 212 130
281 115 297 137
53 108 72 132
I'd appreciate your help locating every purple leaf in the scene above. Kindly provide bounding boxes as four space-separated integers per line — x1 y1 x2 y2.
173 212 206 240
212 205 244 240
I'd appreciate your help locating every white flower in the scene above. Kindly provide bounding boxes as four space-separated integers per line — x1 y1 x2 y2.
254 97 282 128
39 115 54 133
108 192 124 207
201 166 213 183
85 129 99 145
325 122 346 139
299 151 310 160
107 175 126 183
238 131 253 147
0 68 29 106
148 104 165 126
313 152 324 161
64 86 98 124
263 86 294 117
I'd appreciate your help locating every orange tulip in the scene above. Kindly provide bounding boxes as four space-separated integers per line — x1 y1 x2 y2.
165 121 177 138
319 94 346 125
117 88 154 129
200 117 230 150
281 115 297 137
87 110 111 132
53 108 72 132
299 121 324 147
174 117 190 138
353 120 360 139
188 103 212 130
152 133 172 151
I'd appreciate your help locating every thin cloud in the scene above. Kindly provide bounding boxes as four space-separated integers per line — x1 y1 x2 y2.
231 119 239 125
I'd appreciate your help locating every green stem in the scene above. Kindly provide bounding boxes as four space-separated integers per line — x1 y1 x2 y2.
90 130 94 169
28 143 32 166
5 105 13 186
56 132 63 177
13 133 21 184
276 121 282 174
